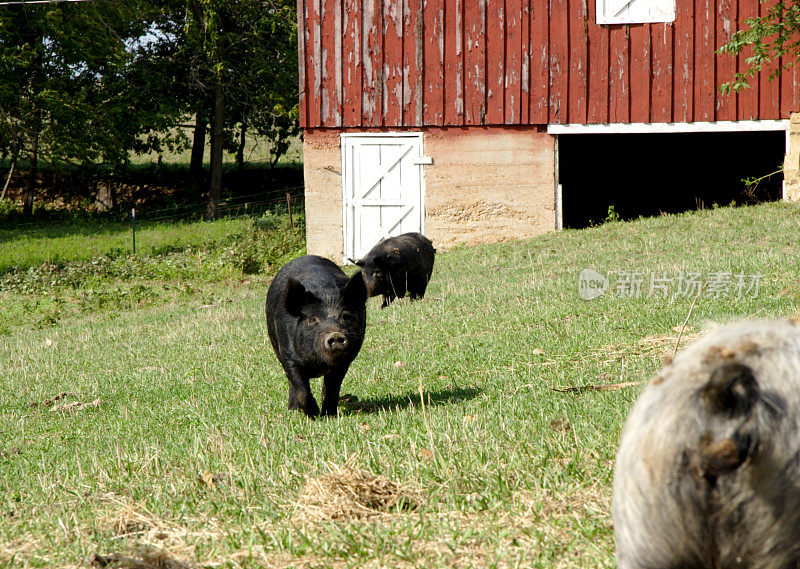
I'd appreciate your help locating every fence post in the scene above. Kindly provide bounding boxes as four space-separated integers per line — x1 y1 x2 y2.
286 191 293 229
131 207 136 254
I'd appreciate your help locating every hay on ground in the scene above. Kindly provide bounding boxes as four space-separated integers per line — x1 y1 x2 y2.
293 458 420 523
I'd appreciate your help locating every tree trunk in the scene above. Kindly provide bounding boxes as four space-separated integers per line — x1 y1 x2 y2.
23 166 36 217
1 157 15 201
190 109 206 177
236 119 246 174
206 82 224 219
94 179 115 213
23 21 43 218
23 132 39 217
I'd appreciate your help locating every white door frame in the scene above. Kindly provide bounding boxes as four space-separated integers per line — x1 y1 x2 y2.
549 119 791 204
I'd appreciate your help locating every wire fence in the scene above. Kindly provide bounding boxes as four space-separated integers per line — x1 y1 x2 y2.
0 185 306 231
134 186 306 225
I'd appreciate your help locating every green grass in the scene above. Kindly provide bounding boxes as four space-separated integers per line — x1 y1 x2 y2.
129 129 304 167
1 201 799 568
0 217 259 273
0 211 305 334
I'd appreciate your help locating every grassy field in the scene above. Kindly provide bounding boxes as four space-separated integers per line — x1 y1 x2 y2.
130 129 304 168
1 201 800 568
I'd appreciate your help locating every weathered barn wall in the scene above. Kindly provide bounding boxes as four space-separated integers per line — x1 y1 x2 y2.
423 127 555 248
303 127 555 260
297 0 800 129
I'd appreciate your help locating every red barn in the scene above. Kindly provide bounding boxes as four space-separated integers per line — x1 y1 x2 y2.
297 0 800 261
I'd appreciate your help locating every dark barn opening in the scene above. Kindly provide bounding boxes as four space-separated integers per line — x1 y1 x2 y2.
558 131 785 228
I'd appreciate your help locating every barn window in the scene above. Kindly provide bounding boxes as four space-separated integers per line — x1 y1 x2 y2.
596 0 675 24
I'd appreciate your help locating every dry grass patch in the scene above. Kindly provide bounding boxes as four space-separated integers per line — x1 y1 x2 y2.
293 458 421 523
88 549 195 569
543 329 705 374
0 536 41 565
92 494 223 568
256 482 612 569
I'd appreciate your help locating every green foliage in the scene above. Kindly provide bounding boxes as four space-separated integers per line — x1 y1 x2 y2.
604 204 621 223
0 0 301 215
718 0 800 92
742 166 784 202
0 198 15 218
0 211 304 332
0 1 174 169
184 0 300 167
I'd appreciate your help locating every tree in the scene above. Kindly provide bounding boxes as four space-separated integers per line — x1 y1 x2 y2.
718 0 800 93
224 0 299 170
0 0 300 217
0 0 187 215
183 0 299 218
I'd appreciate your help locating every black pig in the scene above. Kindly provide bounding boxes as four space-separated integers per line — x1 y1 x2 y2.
353 232 435 308
613 320 800 569
266 255 367 417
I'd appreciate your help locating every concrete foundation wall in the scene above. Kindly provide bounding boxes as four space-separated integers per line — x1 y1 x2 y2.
302 131 344 260
302 127 556 260
784 113 800 202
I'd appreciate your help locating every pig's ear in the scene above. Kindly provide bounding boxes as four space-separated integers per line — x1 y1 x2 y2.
354 259 365 267
342 271 367 306
284 278 309 316
701 362 759 417
695 362 761 483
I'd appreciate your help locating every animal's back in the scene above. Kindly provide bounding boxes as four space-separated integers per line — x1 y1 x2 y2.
613 320 800 569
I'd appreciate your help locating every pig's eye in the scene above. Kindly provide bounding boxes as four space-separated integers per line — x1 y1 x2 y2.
306 316 320 325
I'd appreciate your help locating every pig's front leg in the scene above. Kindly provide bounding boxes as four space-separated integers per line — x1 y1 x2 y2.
284 361 320 417
320 367 348 417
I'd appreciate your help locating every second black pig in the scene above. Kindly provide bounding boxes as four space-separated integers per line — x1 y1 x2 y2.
266 255 367 417
353 232 435 307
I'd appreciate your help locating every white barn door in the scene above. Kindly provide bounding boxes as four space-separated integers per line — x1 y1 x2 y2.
341 133 431 263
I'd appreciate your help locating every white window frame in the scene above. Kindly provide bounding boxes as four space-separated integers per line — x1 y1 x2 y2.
596 0 675 24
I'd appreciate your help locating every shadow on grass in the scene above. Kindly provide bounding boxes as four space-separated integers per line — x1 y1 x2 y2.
339 385 482 415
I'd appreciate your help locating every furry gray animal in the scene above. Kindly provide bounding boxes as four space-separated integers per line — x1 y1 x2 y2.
613 320 800 569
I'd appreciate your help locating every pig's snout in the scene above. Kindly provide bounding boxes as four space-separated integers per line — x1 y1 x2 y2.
324 331 348 352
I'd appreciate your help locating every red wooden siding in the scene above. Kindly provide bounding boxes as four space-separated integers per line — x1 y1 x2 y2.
423 0 445 125
530 0 549 123
464 0 486 124
505 0 523 123
298 0 800 128
714 0 736 120
650 24 673 123
486 0 504 123
341 0 361 124
586 0 609 123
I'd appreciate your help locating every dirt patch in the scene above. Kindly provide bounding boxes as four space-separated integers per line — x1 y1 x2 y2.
88 550 195 569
